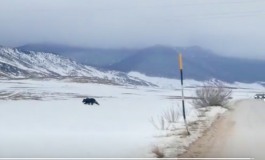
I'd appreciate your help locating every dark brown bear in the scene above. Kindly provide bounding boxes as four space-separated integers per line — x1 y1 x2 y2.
82 98 99 105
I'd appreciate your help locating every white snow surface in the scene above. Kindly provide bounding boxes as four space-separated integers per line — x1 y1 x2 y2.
0 79 184 157
0 75 264 157
129 72 202 89
129 72 265 99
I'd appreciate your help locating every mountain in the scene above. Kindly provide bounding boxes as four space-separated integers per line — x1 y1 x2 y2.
0 46 153 86
18 43 265 83
108 45 220 79
18 43 137 67
108 45 265 83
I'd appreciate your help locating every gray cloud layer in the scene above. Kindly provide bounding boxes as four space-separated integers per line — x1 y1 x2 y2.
0 0 265 59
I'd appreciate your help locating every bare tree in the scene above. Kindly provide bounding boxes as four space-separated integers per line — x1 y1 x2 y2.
163 106 180 123
192 81 232 108
150 106 181 130
150 116 169 130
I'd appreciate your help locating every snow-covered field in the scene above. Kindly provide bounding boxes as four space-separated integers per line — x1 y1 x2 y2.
0 77 264 158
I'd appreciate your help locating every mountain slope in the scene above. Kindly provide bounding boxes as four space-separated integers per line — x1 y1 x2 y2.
108 45 265 83
18 44 265 83
108 46 219 79
0 46 153 86
18 43 137 67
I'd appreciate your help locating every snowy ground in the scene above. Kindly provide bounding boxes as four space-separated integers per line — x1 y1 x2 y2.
0 77 264 158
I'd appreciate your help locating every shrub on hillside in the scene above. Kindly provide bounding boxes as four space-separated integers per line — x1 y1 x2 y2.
192 81 232 108
150 106 180 130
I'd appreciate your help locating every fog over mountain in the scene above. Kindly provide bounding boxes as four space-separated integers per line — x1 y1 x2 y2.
1 0 265 59
18 43 265 83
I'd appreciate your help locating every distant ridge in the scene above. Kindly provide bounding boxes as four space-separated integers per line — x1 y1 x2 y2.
18 43 265 83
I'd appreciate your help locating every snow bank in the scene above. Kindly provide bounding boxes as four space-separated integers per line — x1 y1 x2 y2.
0 78 263 158
151 106 227 157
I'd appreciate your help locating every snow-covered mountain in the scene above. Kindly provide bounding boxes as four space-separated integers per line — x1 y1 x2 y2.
0 46 153 86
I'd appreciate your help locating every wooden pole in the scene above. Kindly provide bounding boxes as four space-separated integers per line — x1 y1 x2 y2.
178 53 190 135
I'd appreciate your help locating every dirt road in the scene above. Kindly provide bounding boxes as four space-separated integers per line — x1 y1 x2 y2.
180 99 265 160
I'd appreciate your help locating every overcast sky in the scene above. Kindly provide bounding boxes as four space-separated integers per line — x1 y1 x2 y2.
0 0 265 59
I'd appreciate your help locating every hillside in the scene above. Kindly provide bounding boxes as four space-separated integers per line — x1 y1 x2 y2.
0 46 152 86
109 45 265 83
18 43 137 67
18 44 265 83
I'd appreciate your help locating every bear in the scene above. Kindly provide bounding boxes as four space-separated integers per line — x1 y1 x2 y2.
82 98 99 105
